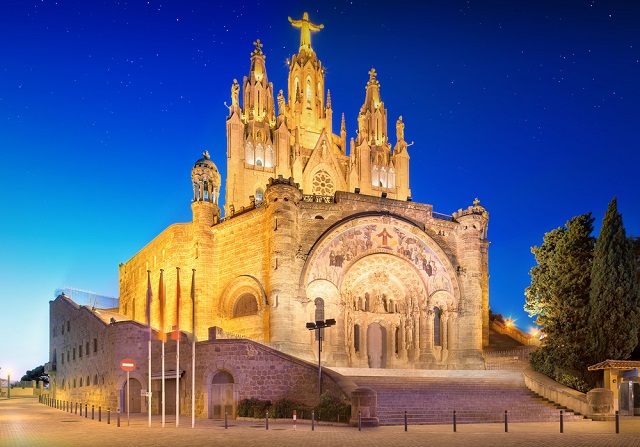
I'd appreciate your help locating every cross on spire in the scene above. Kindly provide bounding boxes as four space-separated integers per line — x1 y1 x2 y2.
253 39 264 55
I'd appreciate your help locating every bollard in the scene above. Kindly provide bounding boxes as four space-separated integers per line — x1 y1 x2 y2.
76 402 78 415
560 410 563 433
108 408 111 425
92 405 95 420
85 404 88 418
80 403 83 416
453 410 457 432
117 408 120 427
404 410 407 431
266 410 269 430
99 406 102 422
504 410 508 433
358 410 362 431
615 410 619 434
312 410 315 431
224 411 228 429
293 409 297 430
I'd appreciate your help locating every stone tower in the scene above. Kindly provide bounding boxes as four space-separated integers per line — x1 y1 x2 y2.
225 12 412 216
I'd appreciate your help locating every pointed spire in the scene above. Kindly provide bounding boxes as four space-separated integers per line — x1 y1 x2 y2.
326 89 332 109
341 113 346 133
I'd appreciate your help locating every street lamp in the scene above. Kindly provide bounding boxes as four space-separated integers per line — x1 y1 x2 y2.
7 370 10 399
306 318 336 395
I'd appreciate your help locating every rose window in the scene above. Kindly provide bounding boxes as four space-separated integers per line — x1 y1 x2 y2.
312 171 335 196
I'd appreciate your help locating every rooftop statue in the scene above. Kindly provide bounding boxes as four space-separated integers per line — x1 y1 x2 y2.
288 12 323 51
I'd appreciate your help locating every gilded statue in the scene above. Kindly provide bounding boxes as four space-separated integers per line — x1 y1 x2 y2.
288 12 323 51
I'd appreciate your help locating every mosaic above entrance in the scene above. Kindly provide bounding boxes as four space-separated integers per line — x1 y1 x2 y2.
308 220 453 296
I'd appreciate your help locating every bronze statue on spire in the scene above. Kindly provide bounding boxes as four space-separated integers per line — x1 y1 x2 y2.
288 12 323 51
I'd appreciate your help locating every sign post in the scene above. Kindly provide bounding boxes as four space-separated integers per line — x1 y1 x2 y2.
120 358 136 427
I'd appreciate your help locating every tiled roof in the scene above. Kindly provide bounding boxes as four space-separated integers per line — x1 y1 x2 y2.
587 359 640 370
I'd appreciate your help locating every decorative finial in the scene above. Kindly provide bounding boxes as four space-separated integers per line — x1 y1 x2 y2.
253 39 263 54
288 12 324 51
368 67 377 80
473 198 480 206
203 150 210 160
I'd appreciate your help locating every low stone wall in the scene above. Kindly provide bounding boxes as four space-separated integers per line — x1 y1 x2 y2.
491 321 539 346
523 368 614 420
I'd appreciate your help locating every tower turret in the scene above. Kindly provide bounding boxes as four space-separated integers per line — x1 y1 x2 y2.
191 151 221 227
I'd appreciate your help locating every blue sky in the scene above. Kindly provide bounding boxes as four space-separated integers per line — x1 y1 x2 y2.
1 0 638 379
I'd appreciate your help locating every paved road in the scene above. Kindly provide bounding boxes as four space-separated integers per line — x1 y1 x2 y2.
2 397 640 447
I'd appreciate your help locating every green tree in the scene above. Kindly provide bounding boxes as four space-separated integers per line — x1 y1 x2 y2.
588 197 640 363
525 213 595 387
20 365 49 384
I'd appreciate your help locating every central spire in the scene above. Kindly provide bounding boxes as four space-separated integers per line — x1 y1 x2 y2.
288 12 324 52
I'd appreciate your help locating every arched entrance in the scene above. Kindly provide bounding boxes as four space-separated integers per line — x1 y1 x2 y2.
210 371 235 419
367 323 386 368
123 378 142 413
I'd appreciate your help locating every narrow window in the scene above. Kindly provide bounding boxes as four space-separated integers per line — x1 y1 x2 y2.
395 326 400 353
86 341 89 356
93 338 97 353
79 344 82 358
73 348 76 360
434 306 442 347
354 324 360 352
314 298 325 341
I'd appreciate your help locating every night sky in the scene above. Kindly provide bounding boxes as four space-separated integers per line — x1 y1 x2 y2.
1 0 638 378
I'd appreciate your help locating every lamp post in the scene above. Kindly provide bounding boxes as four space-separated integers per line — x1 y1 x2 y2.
306 318 336 395
7 370 10 399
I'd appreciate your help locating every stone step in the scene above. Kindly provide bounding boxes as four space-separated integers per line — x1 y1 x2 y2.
349 373 589 426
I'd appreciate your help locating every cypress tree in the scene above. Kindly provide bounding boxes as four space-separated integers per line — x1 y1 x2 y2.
588 197 640 363
525 213 594 385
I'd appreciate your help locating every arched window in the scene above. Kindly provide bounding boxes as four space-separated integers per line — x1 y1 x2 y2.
354 324 360 352
255 144 264 167
61 378 65 389
255 188 264 202
93 374 98 386
212 371 234 384
265 145 274 168
371 165 379 187
380 167 387 188
245 142 255 165
306 78 312 108
314 297 325 340
388 168 396 189
86 376 90 387
434 306 442 347
294 78 300 102
233 293 258 318
79 377 83 387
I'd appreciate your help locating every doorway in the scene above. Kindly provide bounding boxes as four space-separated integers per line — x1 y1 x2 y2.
367 323 387 368
210 371 235 419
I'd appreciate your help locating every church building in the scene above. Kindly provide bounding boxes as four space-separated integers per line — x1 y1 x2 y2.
48 12 492 419
117 12 490 371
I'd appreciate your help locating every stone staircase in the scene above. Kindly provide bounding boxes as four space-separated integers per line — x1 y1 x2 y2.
344 371 587 426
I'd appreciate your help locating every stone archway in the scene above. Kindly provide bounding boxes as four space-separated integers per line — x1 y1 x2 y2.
210 371 235 419
123 378 142 413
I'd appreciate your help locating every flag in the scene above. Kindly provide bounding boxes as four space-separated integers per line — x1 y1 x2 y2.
190 269 197 342
171 267 181 341
158 269 166 342
146 270 152 326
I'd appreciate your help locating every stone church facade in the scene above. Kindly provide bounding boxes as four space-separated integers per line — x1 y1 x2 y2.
116 12 490 371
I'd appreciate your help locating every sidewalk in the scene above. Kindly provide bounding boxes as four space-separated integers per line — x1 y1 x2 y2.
2 397 640 447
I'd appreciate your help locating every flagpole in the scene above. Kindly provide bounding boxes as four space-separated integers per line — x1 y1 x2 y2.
146 270 152 428
176 267 180 428
191 268 196 429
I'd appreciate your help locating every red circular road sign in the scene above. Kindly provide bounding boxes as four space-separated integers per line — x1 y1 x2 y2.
120 358 136 372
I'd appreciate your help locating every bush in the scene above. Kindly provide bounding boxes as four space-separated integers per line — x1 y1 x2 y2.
315 393 351 423
237 394 350 423
236 398 271 418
